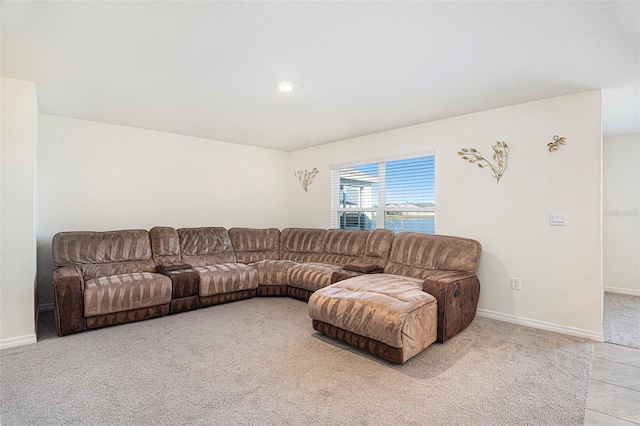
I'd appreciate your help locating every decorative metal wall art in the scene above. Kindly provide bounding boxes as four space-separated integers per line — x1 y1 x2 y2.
294 168 319 192
547 135 566 152
458 141 510 184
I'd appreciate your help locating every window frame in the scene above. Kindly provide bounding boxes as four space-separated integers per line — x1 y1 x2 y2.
330 151 436 232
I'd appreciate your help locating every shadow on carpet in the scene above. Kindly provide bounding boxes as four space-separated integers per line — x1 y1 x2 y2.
1 298 593 425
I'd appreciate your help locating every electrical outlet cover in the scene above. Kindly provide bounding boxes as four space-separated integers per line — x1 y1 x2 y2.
511 277 521 290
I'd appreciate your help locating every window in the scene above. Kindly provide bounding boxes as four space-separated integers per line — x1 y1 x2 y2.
331 154 435 234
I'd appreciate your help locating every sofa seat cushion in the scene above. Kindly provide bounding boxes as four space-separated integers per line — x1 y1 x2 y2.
287 262 344 292
249 259 298 286
308 274 437 361
84 273 172 317
195 263 258 297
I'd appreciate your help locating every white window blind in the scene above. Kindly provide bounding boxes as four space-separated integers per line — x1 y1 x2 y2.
330 154 435 234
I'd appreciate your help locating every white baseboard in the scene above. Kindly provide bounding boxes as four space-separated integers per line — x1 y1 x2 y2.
0 334 37 350
476 309 604 342
604 287 640 297
38 302 54 312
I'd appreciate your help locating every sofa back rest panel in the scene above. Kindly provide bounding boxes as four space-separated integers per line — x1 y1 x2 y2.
52 230 156 280
177 227 236 266
316 229 369 265
280 228 327 263
363 229 395 267
229 227 280 264
149 226 182 266
384 232 482 278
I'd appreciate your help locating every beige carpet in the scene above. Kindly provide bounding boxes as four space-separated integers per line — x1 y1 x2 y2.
603 291 640 349
2 298 593 425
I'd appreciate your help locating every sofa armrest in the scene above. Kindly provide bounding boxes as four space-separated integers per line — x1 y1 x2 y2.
343 262 384 274
156 263 193 274
155 264 200 308
53 266 86 336
331 269 361 284
422 271 480 343
333 262 384 284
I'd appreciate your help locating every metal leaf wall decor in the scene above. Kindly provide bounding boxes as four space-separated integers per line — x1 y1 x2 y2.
547 135 566 152
294 168 319 192
458 141 510 184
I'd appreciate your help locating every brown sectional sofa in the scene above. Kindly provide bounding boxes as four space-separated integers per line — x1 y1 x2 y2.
52 226 482 364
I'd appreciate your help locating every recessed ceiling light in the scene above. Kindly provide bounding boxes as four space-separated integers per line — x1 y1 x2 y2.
277 82 295 92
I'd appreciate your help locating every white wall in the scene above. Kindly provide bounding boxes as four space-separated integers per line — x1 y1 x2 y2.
37 115 290 307
1 77 38 349
603 134 640 295
289 91 603 339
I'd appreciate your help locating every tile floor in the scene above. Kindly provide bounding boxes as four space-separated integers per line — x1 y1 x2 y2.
585 343 640 425
37 311 639 424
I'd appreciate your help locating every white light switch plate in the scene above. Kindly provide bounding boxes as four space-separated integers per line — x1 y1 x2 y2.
550 213 565 226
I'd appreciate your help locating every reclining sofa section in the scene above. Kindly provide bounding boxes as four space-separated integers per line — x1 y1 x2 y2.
52 226 482 364
309 232 482 363
52 230 172 336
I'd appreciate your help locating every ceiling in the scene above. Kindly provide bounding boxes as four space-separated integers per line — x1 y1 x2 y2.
2 1 638 152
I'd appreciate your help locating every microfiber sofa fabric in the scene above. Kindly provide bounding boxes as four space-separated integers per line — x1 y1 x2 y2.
149 226 182 266
286 228 396 301
152 227 261 307
382 232 482 343
53 230 157 279
229 227 293 295
83 272 171 316
52 229 172 336
52 225 482 364
177 227 237 266
309 274 438 364
229 227 281 263
52 266 86 336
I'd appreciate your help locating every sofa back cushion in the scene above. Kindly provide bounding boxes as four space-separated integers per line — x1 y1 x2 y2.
177 227 236 266
280 228 327 263
363 229 395 267
149 226 182 266
229 227 280 264
316 229 369 265
384 232 482 278
52 229 156 280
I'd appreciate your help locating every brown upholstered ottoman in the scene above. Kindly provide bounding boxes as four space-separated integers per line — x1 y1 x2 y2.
308 274 437 365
